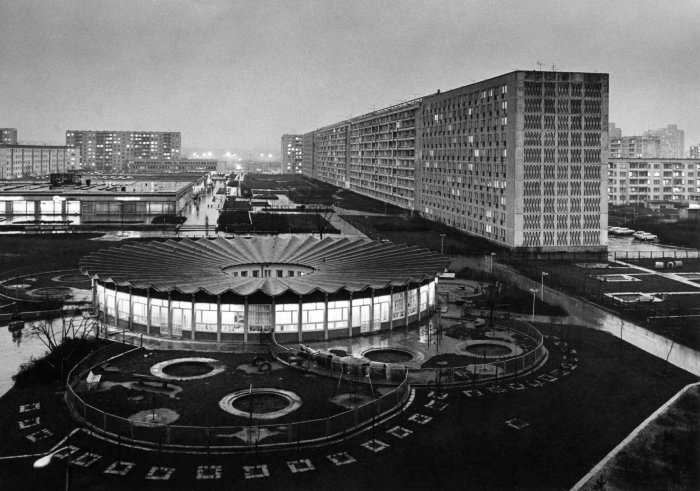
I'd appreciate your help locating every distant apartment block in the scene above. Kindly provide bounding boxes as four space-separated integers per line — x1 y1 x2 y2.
66 130 181 173
608 123 622 139
608 158 700 205
1 128 18 145
0 144 80 179
608 125 685 159
609 135 660 159
127 158 218 174
281 134 304 173
689 145 700 159
301 70 609 252
644 124 684 158
302 131 315 176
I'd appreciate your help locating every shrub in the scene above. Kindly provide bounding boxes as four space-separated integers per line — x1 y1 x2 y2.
12 338 100 388
151 215 186 225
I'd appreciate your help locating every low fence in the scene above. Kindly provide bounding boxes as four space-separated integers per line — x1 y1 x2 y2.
271 318 546 388
271 341 410 385
410 319 547 386
66 342 138 389
610 250 700 262
65 343 411 451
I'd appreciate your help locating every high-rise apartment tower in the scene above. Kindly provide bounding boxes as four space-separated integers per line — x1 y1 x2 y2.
281 134 304 174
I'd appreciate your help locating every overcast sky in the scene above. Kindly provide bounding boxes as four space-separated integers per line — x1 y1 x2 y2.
1 0 698 156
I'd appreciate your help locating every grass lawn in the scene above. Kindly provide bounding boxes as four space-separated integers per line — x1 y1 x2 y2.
340 215 504 255
585 384 699 490
0 234 110 273
0 321 695 491
2 270 91 291
623 256 700 271
248 213 339 235
451 267 569 316
333 189 403 214
505 258 700 349
81 349 369 428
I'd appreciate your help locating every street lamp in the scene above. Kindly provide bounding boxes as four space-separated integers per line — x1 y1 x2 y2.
440 234 446 254
540 272 549 301
528 288 539 322
488 252 496 275
34 446 75 491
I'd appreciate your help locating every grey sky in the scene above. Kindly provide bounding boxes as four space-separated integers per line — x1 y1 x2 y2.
1 0 698 156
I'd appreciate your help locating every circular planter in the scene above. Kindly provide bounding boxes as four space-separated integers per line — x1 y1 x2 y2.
150 357 226 380
362 347 422 364
219 388 302 420
459 340 518 359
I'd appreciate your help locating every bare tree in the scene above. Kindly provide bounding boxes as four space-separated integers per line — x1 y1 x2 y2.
468 272 505 338
27 305 101 382
309 201 335 239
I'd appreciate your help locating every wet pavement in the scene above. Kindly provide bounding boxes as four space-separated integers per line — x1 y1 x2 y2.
608 235 696 254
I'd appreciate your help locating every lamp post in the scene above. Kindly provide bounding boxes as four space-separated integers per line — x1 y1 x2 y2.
33 447 74 491
540 272 549 301
528 288 539 322
440 234 446 254
119 201 124 237
488 252 496 275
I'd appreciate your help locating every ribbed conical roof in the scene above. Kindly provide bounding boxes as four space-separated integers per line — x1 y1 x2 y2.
79 236 449 296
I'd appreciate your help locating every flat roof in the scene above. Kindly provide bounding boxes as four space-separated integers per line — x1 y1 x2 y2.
0 144 71 150
0 178 194 196
609 158 699 162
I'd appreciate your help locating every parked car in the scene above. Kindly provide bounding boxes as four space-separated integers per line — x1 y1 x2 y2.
615 227 635 236
636 233 658 242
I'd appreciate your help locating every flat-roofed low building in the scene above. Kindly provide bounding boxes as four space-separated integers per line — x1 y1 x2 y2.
0 173 204 224
608 158 700 205
0 144 80 179
127 158 219 174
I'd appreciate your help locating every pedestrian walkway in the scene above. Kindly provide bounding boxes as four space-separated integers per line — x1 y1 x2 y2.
474 257 700 376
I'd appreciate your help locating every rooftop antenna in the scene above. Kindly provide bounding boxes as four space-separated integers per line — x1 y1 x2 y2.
551 63 557 71
536 61 544 71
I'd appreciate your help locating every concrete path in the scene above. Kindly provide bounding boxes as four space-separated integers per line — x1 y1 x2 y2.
449 255 700 376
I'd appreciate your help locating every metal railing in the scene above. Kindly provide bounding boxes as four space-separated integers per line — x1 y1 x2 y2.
409 319 546 386
270 319 546 388
65 342 410 451
610 250 700 261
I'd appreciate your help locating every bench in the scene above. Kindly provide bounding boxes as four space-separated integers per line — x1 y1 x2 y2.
134 374 170 388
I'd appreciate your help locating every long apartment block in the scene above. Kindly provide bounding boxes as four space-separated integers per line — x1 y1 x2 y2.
301 70 609 252
66 130 181 173
608 158 700 205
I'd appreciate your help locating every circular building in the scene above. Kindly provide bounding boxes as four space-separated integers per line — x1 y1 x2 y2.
80 236 449 345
